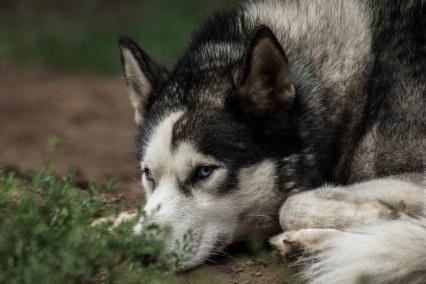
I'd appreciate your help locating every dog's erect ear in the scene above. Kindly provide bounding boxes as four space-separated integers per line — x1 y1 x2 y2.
234 26 295 116
119 36 168 126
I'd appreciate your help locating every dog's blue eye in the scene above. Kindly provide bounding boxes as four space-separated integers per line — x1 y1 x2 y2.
197 166 215 180
144 168 154 182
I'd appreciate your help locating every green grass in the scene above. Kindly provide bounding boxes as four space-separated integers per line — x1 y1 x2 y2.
0 138 192 283
0 0 237 74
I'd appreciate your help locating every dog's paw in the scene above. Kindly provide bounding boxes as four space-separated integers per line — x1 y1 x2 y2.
269 232 304 262
270 228 344 262
91 209 138 228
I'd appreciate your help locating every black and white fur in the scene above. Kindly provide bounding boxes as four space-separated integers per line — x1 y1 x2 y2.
117 0 426 282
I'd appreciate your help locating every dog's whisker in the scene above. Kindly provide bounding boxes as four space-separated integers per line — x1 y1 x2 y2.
125 174 141 185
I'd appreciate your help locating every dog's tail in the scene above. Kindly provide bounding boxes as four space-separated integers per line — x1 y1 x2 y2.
303 216 426 284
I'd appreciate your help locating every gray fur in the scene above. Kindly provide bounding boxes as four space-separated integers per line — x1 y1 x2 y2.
118 0 426 278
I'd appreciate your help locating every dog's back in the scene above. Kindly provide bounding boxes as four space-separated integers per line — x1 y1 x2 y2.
348 0 426 181
242 0 426 182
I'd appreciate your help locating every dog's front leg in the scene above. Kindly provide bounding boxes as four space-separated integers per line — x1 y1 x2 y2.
271 173 425 259
280 174 424 231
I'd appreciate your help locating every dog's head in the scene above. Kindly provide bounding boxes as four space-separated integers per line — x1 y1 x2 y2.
118 27 301 269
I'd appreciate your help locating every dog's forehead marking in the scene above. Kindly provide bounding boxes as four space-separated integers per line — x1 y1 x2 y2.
143 111 185 170
143 111 219 180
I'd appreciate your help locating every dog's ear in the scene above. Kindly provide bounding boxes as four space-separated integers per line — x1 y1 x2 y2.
119 36 168 126
233 26 295 116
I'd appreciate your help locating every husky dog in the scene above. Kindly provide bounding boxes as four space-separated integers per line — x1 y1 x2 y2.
118 0 426 282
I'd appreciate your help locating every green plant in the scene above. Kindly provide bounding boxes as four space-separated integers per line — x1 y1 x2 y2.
0 163 191 283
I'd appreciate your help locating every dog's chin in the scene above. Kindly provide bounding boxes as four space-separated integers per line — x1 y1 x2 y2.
177 257 205 272
176 232 233 272
133 219 235 271
176 246 222 272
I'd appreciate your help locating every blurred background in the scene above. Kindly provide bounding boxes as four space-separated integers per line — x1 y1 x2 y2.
0 0 238 203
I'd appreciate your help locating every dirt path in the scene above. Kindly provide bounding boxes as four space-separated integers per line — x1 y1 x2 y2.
0 67 143 204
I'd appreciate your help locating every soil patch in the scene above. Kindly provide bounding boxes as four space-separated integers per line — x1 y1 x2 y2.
0 66 143 205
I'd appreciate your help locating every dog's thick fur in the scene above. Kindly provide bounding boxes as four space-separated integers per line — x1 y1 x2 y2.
271 175 426 283
118 0 426 282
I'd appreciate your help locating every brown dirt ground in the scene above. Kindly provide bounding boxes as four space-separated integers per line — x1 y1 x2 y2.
0 66 143 204
0 66 299 283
